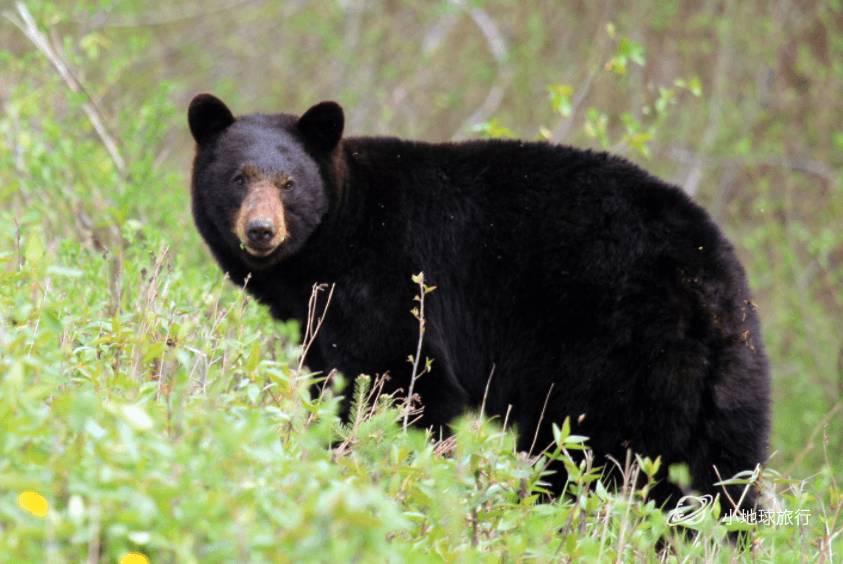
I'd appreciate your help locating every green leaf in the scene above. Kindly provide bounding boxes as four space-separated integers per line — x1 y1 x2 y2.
472 118 516 139
548 84 574 117
121 404 154 431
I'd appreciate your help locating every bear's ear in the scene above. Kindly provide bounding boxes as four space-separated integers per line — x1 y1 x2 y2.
188 93 235 144
297 101 344 152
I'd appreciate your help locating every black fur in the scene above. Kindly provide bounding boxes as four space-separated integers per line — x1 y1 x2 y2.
188 96 770 508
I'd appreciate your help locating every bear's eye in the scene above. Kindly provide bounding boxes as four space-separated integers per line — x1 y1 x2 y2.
282 179 295 191
232 173 246 186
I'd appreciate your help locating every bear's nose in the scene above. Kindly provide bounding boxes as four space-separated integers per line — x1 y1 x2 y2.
246 219 276 245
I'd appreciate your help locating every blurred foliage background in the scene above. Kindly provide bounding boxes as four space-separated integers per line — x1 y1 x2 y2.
1 0 841 560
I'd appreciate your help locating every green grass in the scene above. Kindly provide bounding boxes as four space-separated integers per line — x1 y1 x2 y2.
1 205 840 561
1 2 842 561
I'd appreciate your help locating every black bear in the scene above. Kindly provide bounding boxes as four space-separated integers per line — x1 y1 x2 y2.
188 93 770 508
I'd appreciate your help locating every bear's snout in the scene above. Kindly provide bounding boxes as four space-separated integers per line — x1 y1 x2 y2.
234 179 288 257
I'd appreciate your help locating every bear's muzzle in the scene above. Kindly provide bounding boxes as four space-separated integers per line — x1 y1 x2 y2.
234 180 288 256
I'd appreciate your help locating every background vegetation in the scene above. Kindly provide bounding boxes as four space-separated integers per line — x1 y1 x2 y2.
1 0 841 561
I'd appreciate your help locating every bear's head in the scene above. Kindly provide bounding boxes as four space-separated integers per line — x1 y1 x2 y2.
188 94 344 271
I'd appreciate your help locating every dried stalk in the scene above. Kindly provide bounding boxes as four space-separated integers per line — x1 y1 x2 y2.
403 272 431 431
297 283 335 375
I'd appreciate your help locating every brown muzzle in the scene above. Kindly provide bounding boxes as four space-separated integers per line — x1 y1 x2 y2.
234 179 288 256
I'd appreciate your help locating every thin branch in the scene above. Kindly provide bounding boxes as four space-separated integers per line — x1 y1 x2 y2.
297 283 335 375
403 272 429 431
712 465 738 510
6 2 127 176
785 400 843 476
551 68 598 142
421 9 461 56
451 0 513 138
528 383 555 456
549 10 612 143
479 363 496 419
